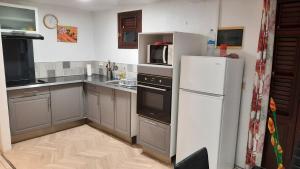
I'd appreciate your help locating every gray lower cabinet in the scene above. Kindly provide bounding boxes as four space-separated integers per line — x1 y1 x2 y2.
86 89 100 124
139 117 170 155
99 86 115 130
50 83 84 124
86 85 133 140
114 90 131 137
8 94 51 135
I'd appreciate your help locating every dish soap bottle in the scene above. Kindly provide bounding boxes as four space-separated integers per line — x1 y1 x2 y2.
207 29 216 56
119 66 127 80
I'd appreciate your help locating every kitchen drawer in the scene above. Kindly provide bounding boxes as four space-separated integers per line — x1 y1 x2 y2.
8 87 50 98
85 83 99 92
139 117 170 155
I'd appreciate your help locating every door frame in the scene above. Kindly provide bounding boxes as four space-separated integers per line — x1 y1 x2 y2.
261 1 300 167
0 31 12 153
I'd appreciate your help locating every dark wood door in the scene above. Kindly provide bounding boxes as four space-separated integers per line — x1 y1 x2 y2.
262 1 300 168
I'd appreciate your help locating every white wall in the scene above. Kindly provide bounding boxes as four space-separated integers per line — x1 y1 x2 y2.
0 31 12 153
0 0 96 62
33 4 95 62
220 0 263 168
93 0 220 64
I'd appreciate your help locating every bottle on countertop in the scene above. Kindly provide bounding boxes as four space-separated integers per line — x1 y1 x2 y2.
112 62 119 80
207 29 216 56
220 44 228 57
119 66 127 80
106 60 113 80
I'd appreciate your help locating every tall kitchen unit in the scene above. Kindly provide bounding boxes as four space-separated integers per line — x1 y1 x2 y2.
137 32 206 162
176 56 244 169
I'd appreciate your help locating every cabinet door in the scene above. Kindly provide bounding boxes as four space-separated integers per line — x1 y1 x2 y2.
51 83 84 124
139 117 170 155
0 4 37 32
9 94 51 135
86 89 100 124
99 87 115 130
118 10 142 49
115 90 131 137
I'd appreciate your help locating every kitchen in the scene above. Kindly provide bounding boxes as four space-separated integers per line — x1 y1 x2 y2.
0 0 284 169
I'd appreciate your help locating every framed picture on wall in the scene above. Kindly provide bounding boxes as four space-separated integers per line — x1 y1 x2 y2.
217 27 244 48
57 25 78 43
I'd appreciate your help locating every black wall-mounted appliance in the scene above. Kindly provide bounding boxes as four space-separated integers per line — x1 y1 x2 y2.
2 32 44 87
2 38 35 87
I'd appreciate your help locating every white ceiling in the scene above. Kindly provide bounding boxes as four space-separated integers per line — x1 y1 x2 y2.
17 0 165 11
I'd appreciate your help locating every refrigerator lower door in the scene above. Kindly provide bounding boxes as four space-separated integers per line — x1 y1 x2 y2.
176 89 223 169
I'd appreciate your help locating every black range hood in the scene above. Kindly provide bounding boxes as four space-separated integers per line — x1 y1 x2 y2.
1 31 44 40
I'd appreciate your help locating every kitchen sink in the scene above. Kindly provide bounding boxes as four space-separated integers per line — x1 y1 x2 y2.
105 79 137 87
105 80 121 85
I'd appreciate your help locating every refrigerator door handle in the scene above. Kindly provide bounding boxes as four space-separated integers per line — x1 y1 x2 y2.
181 88 224 97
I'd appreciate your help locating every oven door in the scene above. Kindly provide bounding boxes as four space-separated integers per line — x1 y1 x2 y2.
137 84 172 124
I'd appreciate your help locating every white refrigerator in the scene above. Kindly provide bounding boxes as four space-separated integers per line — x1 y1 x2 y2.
176 56 244 169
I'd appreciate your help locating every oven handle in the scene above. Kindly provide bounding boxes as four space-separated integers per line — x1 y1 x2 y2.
138 84 167 91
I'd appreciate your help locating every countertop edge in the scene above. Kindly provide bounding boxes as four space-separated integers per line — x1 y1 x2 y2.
84 81 137 93
6 78 137 94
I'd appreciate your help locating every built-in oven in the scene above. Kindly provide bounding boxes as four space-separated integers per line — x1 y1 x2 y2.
137 73 172 124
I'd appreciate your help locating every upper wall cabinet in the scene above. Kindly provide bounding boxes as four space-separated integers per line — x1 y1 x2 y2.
118 10 142 49
0 3 38 33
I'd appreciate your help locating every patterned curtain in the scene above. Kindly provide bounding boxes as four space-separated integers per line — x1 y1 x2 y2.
245 0 277 168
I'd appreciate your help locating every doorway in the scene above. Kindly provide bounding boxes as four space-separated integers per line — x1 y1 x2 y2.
262 0 300 168
0 32 12 153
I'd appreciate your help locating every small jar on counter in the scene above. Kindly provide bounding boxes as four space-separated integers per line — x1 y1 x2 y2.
220 44 228 57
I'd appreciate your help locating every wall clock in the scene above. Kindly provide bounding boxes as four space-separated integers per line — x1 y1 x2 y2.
43 14 58 29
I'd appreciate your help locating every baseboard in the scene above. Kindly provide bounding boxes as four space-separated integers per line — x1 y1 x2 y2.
11 119 86 143
86 120 135 144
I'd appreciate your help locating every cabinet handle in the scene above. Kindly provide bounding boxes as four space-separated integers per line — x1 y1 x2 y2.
137 85 167 91
145 120 157 126
23 91 39 96
48 99 51 112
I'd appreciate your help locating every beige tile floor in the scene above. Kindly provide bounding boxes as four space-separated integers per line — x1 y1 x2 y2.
4 125 172 169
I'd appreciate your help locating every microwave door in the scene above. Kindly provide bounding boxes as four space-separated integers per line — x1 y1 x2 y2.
162 46 167 64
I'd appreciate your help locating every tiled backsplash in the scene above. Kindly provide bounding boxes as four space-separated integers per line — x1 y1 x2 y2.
35 61 137 79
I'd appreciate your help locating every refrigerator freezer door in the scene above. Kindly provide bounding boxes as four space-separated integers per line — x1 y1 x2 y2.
176 89 223 169
180 56 227 95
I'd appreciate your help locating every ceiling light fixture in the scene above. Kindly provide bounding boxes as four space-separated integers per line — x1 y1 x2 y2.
78 0 92 2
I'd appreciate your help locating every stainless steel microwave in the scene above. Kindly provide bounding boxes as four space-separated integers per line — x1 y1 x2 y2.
147 44 173 66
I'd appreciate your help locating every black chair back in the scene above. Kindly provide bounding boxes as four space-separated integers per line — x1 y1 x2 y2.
175 148 209 169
